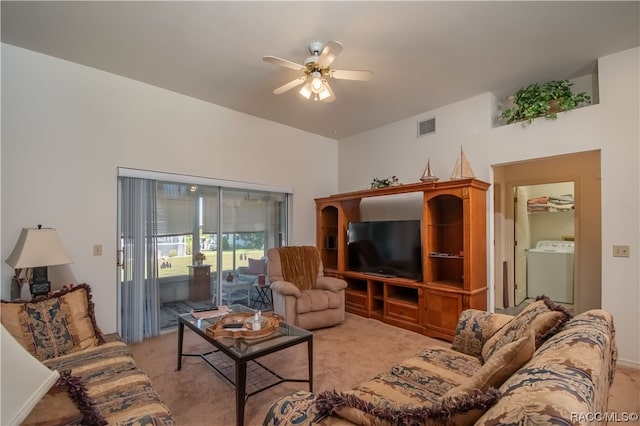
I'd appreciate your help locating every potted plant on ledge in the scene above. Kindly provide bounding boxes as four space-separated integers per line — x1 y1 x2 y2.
499 79 591 125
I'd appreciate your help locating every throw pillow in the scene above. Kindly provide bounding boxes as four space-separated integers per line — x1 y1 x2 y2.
451 309 511 357
57 284 105 350
315 387 501 426
442 331 535 425
247 258 266 275
1 284 105 361
27 297 76 359
481 295 572 362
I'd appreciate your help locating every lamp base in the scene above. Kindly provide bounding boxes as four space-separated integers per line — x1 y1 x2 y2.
21 281 32 300
11 277 22 300
30 281 51 298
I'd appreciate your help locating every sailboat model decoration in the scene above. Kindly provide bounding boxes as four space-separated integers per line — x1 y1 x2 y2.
450 146 476 179
420 159 439 183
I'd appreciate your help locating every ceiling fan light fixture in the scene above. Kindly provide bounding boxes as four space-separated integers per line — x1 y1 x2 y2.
299 82 313 99
317 81 332 101
299 80 331 101
299 72 332 101
310 71 324 93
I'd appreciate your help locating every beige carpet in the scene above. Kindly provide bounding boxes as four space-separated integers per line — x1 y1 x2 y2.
129 313 639 426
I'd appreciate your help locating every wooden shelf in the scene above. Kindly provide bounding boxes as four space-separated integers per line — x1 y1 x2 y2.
317 178 489 341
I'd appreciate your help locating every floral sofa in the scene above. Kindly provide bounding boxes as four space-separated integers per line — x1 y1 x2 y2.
1 284 174 425
264 297 617 425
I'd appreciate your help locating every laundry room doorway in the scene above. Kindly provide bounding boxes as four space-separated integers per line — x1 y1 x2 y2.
514 182 575 306
492 150 602 316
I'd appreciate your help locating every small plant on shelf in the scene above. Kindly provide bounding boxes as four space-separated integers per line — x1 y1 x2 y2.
370 175 399 189
499 79 591 125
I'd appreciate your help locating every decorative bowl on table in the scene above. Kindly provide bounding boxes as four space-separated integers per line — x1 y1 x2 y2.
206 312 282 340
244 315 269 330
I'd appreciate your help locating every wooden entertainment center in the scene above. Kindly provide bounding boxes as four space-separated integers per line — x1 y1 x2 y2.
315 178 489 341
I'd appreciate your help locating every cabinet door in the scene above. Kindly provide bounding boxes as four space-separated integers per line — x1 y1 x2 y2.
386 301 419 322
423 288 462 341
345 290 368 311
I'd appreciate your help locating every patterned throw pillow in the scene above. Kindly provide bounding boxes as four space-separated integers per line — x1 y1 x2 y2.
443 331 535 425
481 296 572 362
451 309 512 357
56 285 104 351
25 297 76 359
1 284 104 361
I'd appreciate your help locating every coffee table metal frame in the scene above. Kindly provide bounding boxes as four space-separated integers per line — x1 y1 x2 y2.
176 306 313 426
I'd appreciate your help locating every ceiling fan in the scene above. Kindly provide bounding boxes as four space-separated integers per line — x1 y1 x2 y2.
263 41 373 103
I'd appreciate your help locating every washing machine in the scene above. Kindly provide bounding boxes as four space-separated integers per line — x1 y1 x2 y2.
527 240 574 303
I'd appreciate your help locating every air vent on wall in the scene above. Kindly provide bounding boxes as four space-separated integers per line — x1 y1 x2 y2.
418 118 436 137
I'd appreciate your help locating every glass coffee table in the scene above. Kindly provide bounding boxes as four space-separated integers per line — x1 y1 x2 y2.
177 305 313 426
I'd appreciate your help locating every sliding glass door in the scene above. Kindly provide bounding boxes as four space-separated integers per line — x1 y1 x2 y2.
216 189 286 307
117 170 290 342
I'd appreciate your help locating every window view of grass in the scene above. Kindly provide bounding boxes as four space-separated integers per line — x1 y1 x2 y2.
158 248 265 278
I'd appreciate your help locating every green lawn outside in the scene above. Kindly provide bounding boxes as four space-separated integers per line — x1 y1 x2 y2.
158 248 265 278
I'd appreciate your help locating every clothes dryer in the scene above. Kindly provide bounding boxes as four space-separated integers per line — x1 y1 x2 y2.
527 240 574 303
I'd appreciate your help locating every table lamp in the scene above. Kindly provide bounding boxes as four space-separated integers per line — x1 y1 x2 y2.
5 225 73 298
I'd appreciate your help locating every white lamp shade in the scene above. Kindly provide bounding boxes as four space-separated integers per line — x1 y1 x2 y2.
5 227 73 269
1 325 60 425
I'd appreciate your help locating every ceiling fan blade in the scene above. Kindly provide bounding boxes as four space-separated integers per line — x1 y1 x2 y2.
273 76 307 94
329 69 374 81
317 41 344 68
263 56 306 71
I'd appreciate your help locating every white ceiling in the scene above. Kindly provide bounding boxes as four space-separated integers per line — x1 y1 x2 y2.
2 1 638 139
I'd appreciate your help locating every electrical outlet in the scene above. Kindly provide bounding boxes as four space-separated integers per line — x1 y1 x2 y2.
93 244 103 256
613 245 629 257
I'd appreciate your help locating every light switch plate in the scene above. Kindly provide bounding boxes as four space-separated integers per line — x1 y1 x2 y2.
613 245 630 257
93 244 103 256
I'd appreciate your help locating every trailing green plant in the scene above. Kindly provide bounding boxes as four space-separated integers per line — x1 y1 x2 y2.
500 80 591 124
370 175 399 189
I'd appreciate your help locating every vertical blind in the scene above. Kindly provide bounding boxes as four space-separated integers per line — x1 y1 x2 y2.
119 177 160 343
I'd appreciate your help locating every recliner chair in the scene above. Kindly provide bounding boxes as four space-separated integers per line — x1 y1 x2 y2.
267 246 347 330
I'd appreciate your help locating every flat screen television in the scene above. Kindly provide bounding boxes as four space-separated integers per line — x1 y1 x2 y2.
347 220 422 280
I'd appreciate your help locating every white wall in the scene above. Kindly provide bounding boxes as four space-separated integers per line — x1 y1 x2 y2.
339 47 639 366
1 44 339 332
